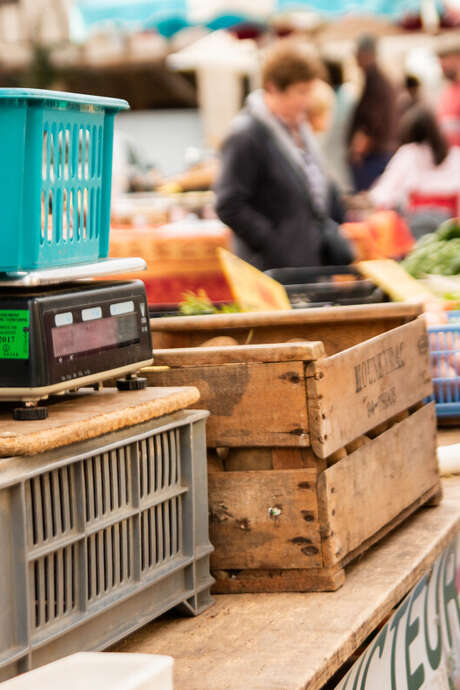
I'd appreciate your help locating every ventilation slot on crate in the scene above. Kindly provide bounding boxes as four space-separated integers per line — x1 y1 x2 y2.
32 544 78 631
86 519 134 604
26 467 75 548
40 122 103 248
140 497 182 573
139 429 180 501
83 448 131 524
430 328 460 406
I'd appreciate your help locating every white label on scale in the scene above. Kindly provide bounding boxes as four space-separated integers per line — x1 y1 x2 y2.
110 301 135 316
55 312 73 327
81 307 102 321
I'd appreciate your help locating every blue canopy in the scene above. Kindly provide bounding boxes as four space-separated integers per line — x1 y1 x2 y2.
276 0 426 16
72 0 435 40
73 0 188 39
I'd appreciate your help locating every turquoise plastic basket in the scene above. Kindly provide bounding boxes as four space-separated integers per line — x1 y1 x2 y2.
0 88 129 272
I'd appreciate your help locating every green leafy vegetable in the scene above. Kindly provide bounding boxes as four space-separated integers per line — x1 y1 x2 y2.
402 218 460 278
435 218 460 241
179 290 240 316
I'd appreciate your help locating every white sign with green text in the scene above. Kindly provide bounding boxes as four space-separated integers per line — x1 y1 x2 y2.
335 534 460 690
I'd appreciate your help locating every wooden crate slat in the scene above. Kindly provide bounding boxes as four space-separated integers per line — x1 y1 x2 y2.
306 317 433 458
212 565 345 593
153 342 325 367
150 303 422 332
153 361 310 447
317 403 439 567
208 469 321 569
271 448 320 470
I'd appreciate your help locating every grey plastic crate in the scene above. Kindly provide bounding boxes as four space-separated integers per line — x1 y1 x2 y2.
0 409 213 681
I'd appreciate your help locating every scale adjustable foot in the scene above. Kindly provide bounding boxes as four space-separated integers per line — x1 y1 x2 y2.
13 402 48 421
116 374 147 391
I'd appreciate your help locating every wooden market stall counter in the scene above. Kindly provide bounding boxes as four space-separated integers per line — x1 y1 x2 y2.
112 472 460 690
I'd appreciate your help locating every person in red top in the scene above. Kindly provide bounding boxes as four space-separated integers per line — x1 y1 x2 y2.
437 45 460 147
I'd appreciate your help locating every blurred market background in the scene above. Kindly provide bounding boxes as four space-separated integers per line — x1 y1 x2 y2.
1 0 460 308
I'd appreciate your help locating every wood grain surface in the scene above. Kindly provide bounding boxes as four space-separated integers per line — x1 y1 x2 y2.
208 468 321 569
150 303 422 331
307 317 433 457
151 361 310 447
152 341 325 367
211 564 345 594
111 478 460 690
318 404 439 567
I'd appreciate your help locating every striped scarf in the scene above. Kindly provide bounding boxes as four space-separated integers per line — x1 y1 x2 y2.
245 90 328 214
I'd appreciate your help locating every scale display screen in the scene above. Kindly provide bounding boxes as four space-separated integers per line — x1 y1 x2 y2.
52 313 139 358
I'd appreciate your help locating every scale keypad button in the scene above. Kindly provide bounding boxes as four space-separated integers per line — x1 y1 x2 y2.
110 301 134 316
82 307 102 321
55 312 73 327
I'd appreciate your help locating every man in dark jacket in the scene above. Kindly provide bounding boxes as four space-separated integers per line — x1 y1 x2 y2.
214 41 346 271
348 35 399 191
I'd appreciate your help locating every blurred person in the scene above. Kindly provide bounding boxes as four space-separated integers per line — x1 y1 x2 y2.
348 35 399 192
306 79 335 134
215 40 352 271
320 59 358 193
437 45 460 147
368 105 460 219
397 74 422 115
112 130 161 198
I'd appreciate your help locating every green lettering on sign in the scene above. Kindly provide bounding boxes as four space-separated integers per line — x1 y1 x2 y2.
0 310 29 359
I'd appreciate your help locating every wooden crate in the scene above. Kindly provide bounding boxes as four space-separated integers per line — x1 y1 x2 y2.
150 303 422 354
147 305 441 592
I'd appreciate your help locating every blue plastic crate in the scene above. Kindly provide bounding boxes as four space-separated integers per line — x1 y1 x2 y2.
0 88 129 272
428 310 460 418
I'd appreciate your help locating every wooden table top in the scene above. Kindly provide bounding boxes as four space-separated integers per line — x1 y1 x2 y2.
112 476 460 690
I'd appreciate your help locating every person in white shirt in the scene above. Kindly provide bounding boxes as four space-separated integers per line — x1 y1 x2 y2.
369 105 460 216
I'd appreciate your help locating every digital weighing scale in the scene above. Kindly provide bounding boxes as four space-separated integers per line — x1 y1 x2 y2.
0 258 153 419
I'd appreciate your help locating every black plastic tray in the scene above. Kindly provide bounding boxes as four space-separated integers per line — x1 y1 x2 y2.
265 266 387 307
